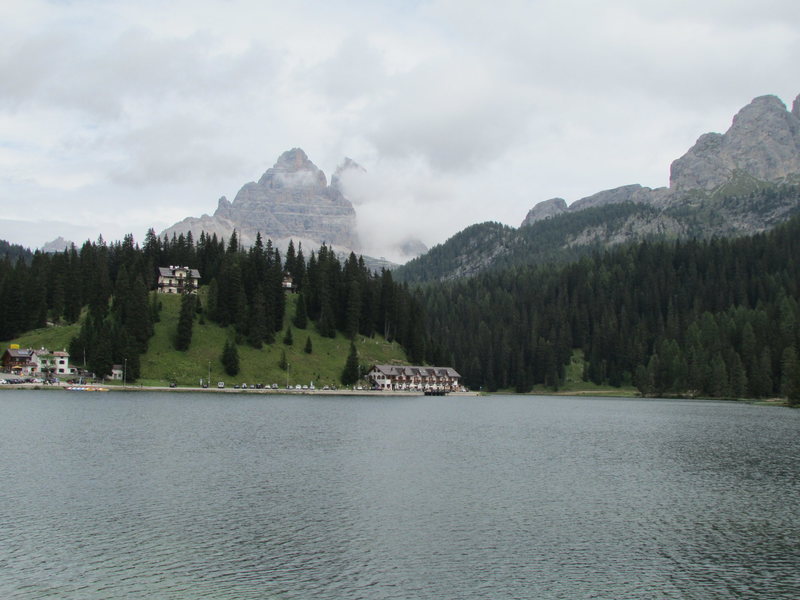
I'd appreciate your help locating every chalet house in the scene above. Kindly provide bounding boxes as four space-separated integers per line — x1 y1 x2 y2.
157 265 201 294
282 275 296 291
2 347 75 376
368 364 462 392
34 348 74 375
1 347 39 375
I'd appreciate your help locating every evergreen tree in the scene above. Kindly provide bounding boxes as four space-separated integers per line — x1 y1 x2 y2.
293 291 308 329
341 341 360 385
278 349 288 371
247 288 267 349
221 340 240 376
174 293 196 351
283 325 293 346
304 336 313 354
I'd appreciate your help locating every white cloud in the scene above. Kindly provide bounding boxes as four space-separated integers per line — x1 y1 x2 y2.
0 0 798 258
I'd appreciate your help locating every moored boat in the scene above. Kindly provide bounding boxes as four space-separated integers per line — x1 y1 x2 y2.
65 385 110 392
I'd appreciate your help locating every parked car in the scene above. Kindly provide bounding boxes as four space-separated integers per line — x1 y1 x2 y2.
217 381 225 389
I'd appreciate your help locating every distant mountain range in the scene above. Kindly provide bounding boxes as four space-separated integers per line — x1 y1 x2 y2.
396 92 800 283
160 148 425 268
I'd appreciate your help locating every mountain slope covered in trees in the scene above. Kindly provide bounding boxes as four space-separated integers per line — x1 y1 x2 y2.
396 181 800 284
417 214 800 404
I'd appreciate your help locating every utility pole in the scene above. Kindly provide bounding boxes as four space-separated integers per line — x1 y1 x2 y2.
123 358 127 388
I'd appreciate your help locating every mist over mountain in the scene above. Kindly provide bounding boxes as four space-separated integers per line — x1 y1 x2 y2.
161 148 358 250
160 149 427 266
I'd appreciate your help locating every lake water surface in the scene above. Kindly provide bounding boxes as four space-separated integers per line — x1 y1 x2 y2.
1 391 799 599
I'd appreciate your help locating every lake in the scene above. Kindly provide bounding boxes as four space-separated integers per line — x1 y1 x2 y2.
1 391 798 599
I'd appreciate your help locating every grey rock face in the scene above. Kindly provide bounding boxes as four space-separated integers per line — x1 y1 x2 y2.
521 197 567 227
162 148 360 250
569 184 652 211
40 236 73 253
522 92 800 225
670 94 800 191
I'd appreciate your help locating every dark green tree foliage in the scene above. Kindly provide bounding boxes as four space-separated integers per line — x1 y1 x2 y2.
417 215 800 397
247 286 267 349
1 231 425 381
283 325 293 346
278 349 288 371
304 335 313 354
341 341 360 385
293 291 308 329
221 339 240 376
174 293 196 351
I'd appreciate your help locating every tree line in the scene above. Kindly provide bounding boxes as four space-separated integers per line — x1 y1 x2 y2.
417 215 800 404
0 228 426 382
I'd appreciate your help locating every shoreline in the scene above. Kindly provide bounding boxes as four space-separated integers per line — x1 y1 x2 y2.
0 382 479 397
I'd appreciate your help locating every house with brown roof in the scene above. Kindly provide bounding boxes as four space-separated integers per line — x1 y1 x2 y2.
367 364 462 392
157 266 201 294
34 348 75 375
2 347 75 376
1 347 40 375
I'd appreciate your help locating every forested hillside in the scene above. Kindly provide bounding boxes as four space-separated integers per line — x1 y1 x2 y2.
418 215 800 404
0 240 32 265
0 229 425 381
396 182 800 284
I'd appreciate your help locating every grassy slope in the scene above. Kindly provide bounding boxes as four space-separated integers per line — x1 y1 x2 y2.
9 323 81 355
140 291 408 388
6 291 409 388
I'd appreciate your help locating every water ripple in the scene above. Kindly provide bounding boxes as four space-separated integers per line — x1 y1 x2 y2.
1 392 799 598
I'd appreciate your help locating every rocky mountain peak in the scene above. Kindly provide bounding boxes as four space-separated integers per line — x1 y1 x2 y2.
670 93 800 192
161 148 359 251
258 147 328 189
521 198 567 227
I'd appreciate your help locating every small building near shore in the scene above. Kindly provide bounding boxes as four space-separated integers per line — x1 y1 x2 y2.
1 347 39 375
157 265 201 294
34 348 74 375
1 346 75 376
367 364 462 392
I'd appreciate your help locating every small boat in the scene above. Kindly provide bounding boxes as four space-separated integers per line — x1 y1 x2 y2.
65 385 110 392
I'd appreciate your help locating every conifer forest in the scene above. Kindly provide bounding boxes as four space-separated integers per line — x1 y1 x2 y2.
1 216 799 404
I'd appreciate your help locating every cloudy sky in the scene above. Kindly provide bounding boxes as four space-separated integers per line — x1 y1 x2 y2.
1 0 798 260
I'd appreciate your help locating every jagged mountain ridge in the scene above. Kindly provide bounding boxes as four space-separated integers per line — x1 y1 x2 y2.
396 92 800 283
162 148 360 251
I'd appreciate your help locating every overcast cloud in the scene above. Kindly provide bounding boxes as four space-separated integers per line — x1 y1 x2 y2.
1 0 798 259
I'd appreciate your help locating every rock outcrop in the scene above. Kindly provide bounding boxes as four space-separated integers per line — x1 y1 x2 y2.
521 92 800 228
40 236 73 253
669 94 800 192
521 198 567 226
162 148 359 250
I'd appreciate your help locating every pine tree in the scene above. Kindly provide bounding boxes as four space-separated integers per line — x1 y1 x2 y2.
174 293 195 351
283 326 293 346
247 288 267 349
221 340 240 376
304 336 313 354
293 291 308 329
341 341 360 385
278 349 288 371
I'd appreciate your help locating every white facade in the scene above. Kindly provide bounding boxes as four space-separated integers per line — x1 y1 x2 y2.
157 266 201 294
